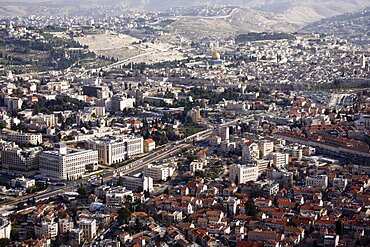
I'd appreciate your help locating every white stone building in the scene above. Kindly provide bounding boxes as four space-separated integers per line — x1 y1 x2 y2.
229 164 259 184
39 144 98 180
143 163 175 181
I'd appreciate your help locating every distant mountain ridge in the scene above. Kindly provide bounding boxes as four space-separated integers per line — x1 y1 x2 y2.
1 0 370 36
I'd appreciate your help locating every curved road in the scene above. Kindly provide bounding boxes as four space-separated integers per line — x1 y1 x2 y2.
173 8 238 20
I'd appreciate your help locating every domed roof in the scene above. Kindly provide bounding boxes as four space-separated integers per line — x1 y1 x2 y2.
212 51 221 60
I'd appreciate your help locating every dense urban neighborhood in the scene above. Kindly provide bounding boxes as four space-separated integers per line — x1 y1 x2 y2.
0 2 369 247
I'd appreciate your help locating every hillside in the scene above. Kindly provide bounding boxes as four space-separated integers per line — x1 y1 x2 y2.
1 0 369 37
301 8 370 46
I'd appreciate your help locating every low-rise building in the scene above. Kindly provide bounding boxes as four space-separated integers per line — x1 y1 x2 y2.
189 160 207 173
1 146 41 176
35 221 58 238
144 138 156 153
143 163 175 181
306 175 328 189
123 176 154 192
1 130 42 145
10 177 35 188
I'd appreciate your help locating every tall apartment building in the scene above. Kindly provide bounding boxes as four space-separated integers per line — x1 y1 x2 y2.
79 219 97 242
189 107 202 123
0 218 11 239
242 142 259 161
1 147 41 176
143 163 175 181
39 144 98 180
258 140 274 158
229 164 259 184
272 152 289 169
4 96 23 111
214 126 229 141
126 136 144 156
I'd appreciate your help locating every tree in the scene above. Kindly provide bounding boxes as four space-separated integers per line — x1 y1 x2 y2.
335 220 343 235
0 238 9 247
0 121 7 130
164 188 169 195
245 199 259 217
250 189 263 198
117 207 131 225
77 186 87 198
118 176 125 186
234 174 239 184
144 190 150 198
10 229 19 241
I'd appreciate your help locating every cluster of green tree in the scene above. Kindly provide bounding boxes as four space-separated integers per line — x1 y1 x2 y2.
243 198 260 219
319 78 370 90
33 95 89 114
188 88 241 105
236 32 296 43
0 29 112 73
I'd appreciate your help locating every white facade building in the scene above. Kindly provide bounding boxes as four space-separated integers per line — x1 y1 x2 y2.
39 144 98 180
189 160 207 172
106 189 134 207
30 113 57 127
10 177 35 188
0 218 11 239
1 147 41 176
333 178 348 189
86 137 127 166
242 143 259 161
272 152 289 169
123 176 154 192
79 219 97 242
258 140 274 158
1 131 42 145
306 175 328 188
126 136 144 156
35 221 58 238
229 164 259 184
143 163 175 181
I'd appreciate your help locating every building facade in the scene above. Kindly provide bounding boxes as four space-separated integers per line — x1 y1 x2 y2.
1 147 41 176
143 164 175 181
79 219 97 242
229 164 259 184
39 145 98 180
86 137 127 166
